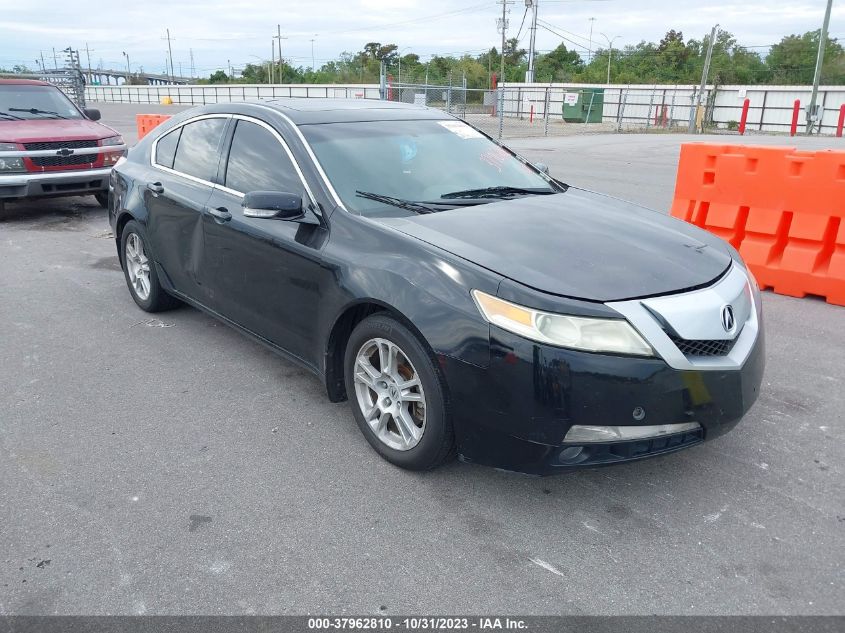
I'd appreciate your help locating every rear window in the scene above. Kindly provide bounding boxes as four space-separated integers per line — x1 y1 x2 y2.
171 118 227 182
154 127 181 169
0 84 82 120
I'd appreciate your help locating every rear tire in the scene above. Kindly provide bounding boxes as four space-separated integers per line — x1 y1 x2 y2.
120 220 180 312
344 314 455 471
94 192 109 208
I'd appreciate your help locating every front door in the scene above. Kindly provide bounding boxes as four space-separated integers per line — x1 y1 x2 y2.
201 117 328 366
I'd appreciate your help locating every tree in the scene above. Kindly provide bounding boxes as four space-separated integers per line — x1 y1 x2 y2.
208 70 229 83
535 44 583 82
766 31 845 84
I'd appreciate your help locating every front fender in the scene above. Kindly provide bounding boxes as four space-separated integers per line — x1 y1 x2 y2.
319 213 501 370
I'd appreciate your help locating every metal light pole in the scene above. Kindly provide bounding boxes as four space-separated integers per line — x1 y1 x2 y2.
588 17 596 62
599 33 620 84
806 0 834 134
122 51 131 84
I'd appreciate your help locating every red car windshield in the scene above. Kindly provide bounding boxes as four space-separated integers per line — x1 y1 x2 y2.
0 84 83 120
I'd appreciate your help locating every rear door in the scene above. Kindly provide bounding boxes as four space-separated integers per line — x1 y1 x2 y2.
201 116 327 363
145 115 229 298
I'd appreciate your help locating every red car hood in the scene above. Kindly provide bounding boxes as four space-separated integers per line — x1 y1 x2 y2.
0 118 119 143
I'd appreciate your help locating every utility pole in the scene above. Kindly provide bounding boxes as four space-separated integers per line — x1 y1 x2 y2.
274 25 288 82
40 51 47 74
270 39 275 84
163 28 175 82
122 51 131 83
52 47 58 69
190 48 195 79
84 43 93 83
690 24 719 133
525 0 539 82
497 0 512 86
228 59 232 79
311 36 317 72
588 17 596 62
806 0 833 134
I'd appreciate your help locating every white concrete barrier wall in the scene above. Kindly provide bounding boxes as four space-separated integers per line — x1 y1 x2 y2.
85 83 382 105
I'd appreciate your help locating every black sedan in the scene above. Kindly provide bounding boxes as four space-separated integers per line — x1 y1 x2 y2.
109 99 764 475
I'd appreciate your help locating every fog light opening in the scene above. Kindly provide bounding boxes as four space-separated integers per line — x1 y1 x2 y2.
564 422 702 444
558 445 588 464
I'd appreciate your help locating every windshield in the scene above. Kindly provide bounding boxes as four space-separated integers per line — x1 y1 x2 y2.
0 84 83 120
300 119 557 216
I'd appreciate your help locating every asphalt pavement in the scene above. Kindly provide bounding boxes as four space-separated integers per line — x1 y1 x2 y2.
0 103 842 615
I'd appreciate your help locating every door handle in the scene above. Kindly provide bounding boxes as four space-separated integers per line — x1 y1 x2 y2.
147 182 164 195
207 206 232 221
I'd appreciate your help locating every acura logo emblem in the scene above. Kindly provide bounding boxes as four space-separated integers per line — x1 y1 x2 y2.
721 304 736 333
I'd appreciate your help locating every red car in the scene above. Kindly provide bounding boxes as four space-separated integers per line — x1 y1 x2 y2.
0 78 126 214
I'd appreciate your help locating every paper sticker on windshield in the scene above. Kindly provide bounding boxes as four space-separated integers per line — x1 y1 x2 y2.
437 120 483 139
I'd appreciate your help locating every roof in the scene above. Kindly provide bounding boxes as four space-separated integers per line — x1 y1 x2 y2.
252 98 447 125
0 78 52 86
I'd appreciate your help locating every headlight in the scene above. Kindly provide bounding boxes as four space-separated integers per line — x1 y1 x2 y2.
472 289 654 356
100 136 125 147
0 143 24 172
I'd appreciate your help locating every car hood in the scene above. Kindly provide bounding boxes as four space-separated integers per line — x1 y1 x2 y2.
376 188 733 302
0 118 118 143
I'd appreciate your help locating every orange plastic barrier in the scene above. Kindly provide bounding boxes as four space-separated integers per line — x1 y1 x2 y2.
670 143 845 306
136 114 173 140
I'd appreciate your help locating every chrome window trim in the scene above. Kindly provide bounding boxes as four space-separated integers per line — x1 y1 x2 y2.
149 113 232 188
225 114 317 208
248 102 347 211
607 264 760 371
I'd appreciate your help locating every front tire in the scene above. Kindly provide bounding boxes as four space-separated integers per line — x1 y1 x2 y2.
120 220 180 312
344 314 455 471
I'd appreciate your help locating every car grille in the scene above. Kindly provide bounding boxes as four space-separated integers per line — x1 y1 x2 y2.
23 140 98 151
29 154 97 167
667 330 741 357
23 140 99 168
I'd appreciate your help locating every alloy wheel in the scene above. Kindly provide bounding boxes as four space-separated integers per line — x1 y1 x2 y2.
124 232 151 301
353 337 427 451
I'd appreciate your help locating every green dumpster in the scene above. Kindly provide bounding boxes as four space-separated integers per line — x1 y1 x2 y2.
562 89 604 123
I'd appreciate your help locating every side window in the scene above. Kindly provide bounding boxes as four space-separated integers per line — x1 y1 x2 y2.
154 127 181 169
224 120 303 195
172 118 227 182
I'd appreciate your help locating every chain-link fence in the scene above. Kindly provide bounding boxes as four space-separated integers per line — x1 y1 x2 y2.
387 82 693 139
386 82 845 138
1 69 87 108
80 81 845 138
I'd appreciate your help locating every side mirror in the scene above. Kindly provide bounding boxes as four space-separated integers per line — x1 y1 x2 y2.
535 162 550 175
242 191 304 220
83 108 101 121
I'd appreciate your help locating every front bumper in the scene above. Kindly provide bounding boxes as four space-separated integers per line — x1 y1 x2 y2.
442 325 765 475
0 167 112 200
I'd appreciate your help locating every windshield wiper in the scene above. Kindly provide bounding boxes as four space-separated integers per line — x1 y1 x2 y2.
356 190 439 214
0 111 25 120
8 107 68 119
440 185 556 200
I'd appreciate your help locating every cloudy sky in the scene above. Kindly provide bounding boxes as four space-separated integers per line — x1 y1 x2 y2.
1 0 843 76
